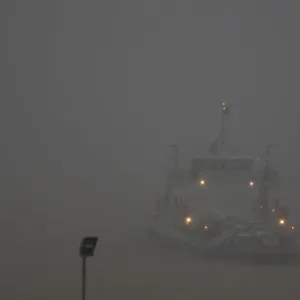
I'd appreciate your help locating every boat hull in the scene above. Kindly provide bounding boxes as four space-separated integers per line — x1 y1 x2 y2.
147 226 300 264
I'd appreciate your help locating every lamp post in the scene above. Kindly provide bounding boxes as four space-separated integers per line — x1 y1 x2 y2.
79 237 98 300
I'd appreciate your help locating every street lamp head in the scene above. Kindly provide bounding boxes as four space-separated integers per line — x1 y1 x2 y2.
79 236 98 258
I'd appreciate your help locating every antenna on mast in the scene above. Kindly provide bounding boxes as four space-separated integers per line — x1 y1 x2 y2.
209 102 230 156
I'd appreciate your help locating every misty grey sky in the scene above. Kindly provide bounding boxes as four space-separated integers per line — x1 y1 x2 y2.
2 0 300 178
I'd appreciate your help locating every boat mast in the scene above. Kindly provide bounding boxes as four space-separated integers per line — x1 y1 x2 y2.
209 102 230 156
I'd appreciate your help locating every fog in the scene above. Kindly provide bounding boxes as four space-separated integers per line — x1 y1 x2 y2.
1 1 300 299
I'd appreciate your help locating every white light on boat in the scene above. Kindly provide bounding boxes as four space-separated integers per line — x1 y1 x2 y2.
248 181 254 187
278 219 285 225
221 103 229 113
199 179 206 186
272 209 275 212
185 216 192 225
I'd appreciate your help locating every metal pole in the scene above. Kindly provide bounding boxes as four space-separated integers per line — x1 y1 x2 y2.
82 256 86 300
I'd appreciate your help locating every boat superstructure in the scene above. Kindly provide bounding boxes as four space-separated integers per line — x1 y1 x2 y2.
187 103 256 219
148 103 298 262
